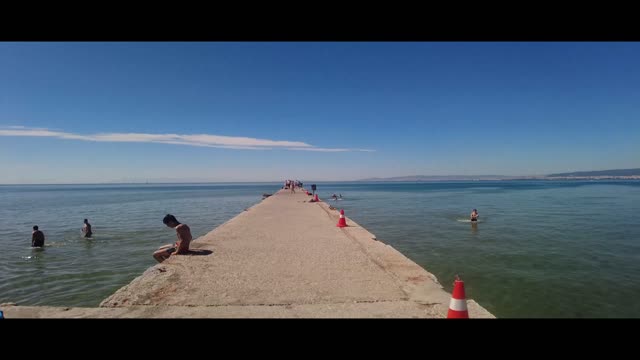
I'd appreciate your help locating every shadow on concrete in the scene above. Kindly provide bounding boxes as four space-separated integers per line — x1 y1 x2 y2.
185 249 213 256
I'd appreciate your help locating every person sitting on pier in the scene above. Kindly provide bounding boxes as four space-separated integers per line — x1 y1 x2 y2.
153 214 193 263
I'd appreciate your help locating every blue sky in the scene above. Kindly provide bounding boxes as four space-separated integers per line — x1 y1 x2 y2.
1 42 639 183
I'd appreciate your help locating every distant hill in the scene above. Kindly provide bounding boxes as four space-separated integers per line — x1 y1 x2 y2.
358 175 516 182
358 168 640 182
547 168 640 177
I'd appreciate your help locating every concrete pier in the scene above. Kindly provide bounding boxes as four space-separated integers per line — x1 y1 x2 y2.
2 189 494 318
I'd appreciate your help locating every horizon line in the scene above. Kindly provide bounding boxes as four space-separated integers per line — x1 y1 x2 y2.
3 178 639 186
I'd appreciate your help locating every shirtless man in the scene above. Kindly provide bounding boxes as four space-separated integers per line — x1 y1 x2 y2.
32 225 45 247
470 209 479 222
82 219 92 238
153 214 193 263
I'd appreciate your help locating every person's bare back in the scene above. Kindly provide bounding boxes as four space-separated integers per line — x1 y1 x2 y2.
32 226 45 247
174 223 193 254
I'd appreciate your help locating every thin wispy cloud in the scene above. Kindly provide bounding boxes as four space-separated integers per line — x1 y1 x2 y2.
0 126 374 152
287 147 376 152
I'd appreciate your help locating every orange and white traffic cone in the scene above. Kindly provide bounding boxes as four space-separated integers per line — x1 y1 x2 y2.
447 275 469 319
337 209 347 227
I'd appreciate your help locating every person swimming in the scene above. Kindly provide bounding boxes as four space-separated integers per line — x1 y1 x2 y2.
331 193 337 200
82 219 92 238
470 209 479 222
32 225 45 247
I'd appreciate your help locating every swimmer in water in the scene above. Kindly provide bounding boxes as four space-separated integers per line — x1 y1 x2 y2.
82 219 93 238
32 225 45 247
470 209 479 222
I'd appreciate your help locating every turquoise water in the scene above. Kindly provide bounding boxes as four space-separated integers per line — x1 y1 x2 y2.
0 183 273 307
1 181 639 317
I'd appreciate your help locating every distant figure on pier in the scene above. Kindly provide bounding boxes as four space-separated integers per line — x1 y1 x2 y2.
290 182 296 193
470 209 479 222
32 225 45 247
153 214 193 263
311 184 317 195
82 219 92 238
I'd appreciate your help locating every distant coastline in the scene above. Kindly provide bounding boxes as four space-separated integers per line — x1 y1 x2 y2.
2 168 639 186
358 168 640 182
